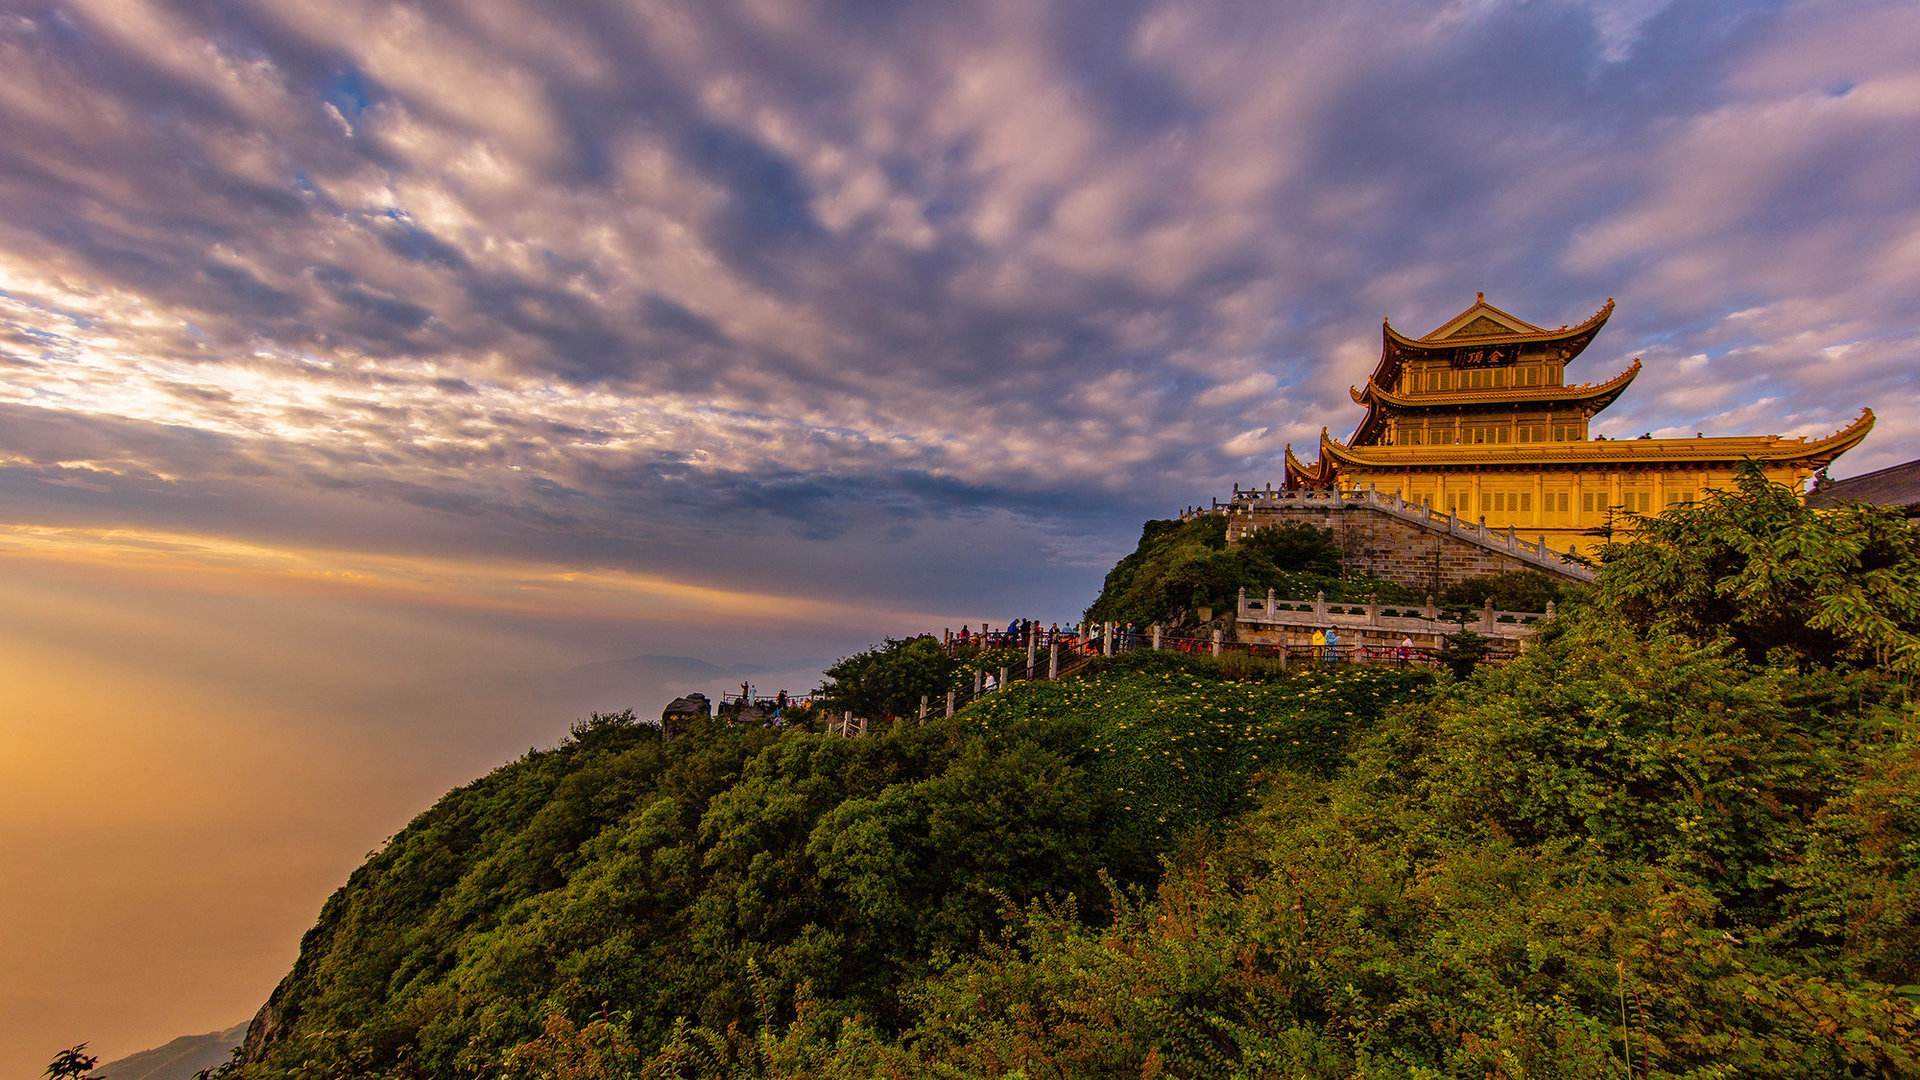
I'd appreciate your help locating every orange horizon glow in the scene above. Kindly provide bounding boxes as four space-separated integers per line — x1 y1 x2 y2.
0 522 949 628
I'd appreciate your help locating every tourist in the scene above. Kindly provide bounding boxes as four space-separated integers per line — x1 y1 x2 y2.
1311 627 1327 661
1325 627 1341 664
1397 636 1414 664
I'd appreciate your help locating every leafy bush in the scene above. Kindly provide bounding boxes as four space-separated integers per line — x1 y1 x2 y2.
1439 569 1572 612
814 635 953 719
1600 464 1920 675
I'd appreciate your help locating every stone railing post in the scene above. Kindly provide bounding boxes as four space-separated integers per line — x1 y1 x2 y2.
1266 587 1276 614
943 627 951 647
1545 600 1556 620
999 665 1008 690
1424 593 1437 620
1026 628 1036 678
1211 628 1222 657
1366 602 1379 626
1151 623 1163 650
1447 509 1458 533
1481 598 1495 632
1313 590 1326 619
973 669 982 695
945 689 956 717
1237 586 1247 618
1048 641 1059 679
919 695 928 721
1102 622 1114 657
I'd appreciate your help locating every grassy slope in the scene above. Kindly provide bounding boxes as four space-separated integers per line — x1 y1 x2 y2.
243 657 1428 1076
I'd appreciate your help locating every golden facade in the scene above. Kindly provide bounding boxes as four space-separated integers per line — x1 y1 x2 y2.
1283 295 1875 554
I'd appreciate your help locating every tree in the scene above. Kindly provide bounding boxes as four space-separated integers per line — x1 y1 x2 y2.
1436 628 1490 677
44 1044 98 1080
1601 463 1920 675
1438 569 1568 612
816 635 955 719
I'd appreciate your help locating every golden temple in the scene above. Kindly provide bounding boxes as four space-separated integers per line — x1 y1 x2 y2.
1283 294 1875 554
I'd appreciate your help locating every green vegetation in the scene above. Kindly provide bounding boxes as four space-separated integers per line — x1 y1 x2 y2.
814 636 954 719
1437 568 1574 612
1085 515 1412 627
235 470 1919 1077
237 655 1424 1078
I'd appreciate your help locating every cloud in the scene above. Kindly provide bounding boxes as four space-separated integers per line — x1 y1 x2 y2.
0 0 1915 617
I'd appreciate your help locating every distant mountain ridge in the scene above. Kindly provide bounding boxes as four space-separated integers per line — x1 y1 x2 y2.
100 1023 246 1080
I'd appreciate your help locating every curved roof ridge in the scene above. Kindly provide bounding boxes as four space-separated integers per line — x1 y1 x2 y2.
1318 406 1875 470
1383 296 1614 350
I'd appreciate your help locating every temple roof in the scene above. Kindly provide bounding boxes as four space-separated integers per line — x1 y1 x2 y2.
1317 408 1875 472
1349 358 1642 414
1367 295 1615 390
1283 442 1334 488
1352 295 1618 445
1805 456 1920 511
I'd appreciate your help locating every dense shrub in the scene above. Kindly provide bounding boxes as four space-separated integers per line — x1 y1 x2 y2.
814 636 954 719
1438 568 1572 612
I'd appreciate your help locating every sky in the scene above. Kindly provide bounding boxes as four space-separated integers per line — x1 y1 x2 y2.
1 0 1917 1070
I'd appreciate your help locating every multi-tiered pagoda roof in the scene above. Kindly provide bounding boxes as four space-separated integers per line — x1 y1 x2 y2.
1284 294 1875 491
